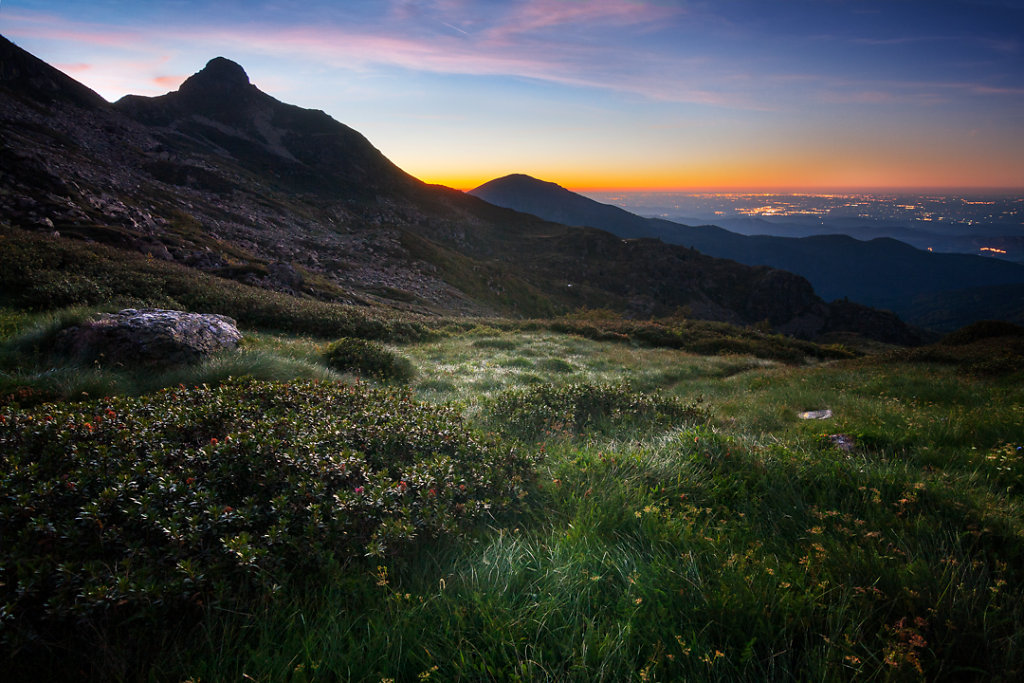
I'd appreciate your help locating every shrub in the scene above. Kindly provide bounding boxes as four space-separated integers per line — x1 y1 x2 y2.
0 379 534 662
324 337 416 382
940 320 1024 346
481 382 707 441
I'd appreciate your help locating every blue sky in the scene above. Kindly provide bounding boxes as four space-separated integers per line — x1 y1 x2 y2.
3 0 1023 190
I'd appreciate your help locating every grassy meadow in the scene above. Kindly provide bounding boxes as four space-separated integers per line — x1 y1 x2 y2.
2 304 1023 681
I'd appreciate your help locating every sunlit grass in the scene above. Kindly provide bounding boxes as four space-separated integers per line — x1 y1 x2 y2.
407 330 779 404
166 410 1024 680
3 311 1024 679
180 331 1020 680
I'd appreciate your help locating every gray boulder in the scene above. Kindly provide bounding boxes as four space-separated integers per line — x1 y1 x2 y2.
56 308 242 365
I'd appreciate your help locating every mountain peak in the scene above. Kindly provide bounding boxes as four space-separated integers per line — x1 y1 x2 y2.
178 57 251 96
473 174 562 192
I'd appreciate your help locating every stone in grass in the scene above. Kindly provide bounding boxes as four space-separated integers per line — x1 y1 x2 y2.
56 308 242 366
827 434 856 453
799 409 833 420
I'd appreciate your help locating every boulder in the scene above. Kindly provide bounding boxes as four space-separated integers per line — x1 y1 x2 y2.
56 308 242 365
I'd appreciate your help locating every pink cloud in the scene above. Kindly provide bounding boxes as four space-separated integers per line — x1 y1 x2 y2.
488 0 681 36
54 63 93 74
153 75 187 89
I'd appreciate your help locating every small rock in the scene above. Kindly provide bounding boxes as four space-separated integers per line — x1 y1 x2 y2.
827 434 856 452
799 409 833 420
268 260 304 289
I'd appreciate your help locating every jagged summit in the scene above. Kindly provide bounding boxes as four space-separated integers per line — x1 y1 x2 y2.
178 57 253 97
109 52 416 196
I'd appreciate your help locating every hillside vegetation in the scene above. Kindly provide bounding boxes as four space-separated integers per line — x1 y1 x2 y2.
2 282 1022 680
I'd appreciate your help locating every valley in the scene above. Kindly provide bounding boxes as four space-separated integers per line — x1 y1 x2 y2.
473 176 1024 331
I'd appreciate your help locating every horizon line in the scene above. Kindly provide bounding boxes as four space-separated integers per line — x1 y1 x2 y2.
440 181 1024 195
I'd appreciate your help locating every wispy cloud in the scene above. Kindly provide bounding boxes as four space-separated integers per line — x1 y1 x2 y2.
2 10 144 47
5 3 1023 111
481 0 681 39
5 5 738 107
152 75 187 89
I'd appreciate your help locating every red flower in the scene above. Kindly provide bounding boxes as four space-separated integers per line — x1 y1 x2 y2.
210 438 218 444
429 488 437 497
355 487 364 494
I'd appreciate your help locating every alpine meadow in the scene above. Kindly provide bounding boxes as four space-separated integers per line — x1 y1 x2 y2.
2 2 1024 680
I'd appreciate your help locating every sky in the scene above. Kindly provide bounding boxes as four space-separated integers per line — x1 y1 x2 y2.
2 0 1024 191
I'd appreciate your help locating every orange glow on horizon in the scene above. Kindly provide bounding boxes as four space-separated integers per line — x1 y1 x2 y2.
414 152 1024 194
422 172 1022 194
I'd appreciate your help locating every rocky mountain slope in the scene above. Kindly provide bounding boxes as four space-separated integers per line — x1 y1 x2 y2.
0 36 919 343
470 174 1024 330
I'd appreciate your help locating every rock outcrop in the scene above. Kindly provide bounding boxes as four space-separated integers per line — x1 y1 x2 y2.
56 309 242 365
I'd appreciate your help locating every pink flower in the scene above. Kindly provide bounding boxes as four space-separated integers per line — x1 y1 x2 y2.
355 487 364 494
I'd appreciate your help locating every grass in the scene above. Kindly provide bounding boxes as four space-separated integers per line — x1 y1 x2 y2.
2 311 1023 680
406 329 780 404
162 416 1024 680
0 324 348 406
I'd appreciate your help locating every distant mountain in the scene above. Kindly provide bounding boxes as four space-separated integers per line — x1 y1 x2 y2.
0 36 920 343
662 215 1024 264
470 174 1024 330
470 174 660 239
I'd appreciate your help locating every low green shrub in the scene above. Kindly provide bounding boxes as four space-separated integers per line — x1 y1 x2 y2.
481 382 707 441
940 320 1024 346
471 338 518 350
324 337 416 382
0 379 534 665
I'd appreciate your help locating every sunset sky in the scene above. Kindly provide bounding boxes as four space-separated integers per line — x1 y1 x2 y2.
3 0 1023 191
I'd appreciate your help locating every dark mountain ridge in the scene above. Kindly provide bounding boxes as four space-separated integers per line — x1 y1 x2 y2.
0 36 919 343
470 174 1024 330
114 57 414 198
